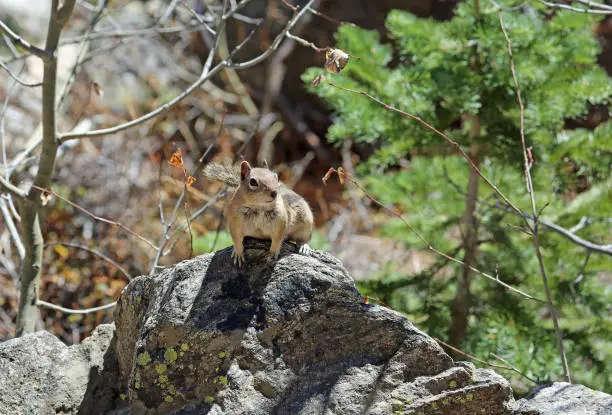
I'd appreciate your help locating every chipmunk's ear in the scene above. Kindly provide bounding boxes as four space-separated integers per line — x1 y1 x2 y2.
240 161 251 181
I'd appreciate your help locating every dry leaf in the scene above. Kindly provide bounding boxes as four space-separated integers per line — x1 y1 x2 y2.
324 48 350 74
311 73 326 87
40 189 52 206
186 176 196 186
168 150 184 168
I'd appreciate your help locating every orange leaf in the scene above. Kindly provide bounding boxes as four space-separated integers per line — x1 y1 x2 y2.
168 150 183 168
186 176 196 186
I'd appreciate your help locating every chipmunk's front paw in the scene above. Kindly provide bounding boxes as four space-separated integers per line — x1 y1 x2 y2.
298 243 313 256
268 248 281 261
231 249 245 267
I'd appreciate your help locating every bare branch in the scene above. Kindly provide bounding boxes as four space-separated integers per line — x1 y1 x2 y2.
0 60 42 87
0 176 27 198
58 0 317 142
0 19 52 60
435 337 538 384
286 32 326 53
326 82 525 218
495 5 571 383
30 185 157 250
539 216 611 255
37 300 116 314
323 168 547 304
537 0 612 14
45 241 132 280
0 197 24 259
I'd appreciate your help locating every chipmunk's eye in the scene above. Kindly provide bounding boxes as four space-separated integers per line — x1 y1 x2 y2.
249 178 258 187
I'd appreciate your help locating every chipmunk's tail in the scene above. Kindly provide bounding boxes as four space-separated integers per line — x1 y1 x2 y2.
203 163 241 187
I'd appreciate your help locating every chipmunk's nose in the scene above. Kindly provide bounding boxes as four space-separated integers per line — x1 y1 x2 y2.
270 190 277 199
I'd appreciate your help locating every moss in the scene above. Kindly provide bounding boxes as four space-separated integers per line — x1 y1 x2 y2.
134 373 142 390
136 352 151 366
431 402 437 409
204 396 215 405
391 399 405 412
181 343 190 351
159 375 169 384
155 363 167 374
449 380 457 389
218 351 227 359
164 348 178 364
120 394 126 401
442 398 450 406
217 376 228 386
466 393 474 401
136 297 142 304
164 395 174 403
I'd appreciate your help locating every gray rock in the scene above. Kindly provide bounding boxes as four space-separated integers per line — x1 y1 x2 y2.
0 323 123 415
3 242 611 414
517 382 612 415
115 239 519 414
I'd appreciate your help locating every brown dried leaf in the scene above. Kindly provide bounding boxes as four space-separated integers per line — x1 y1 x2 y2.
324 48 350 74
168 150 183 168
311 73 326 87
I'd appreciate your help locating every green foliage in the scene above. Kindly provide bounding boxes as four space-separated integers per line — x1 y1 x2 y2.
305 1 612 393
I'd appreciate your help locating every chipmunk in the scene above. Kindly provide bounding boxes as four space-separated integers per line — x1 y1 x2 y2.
203 161 314 266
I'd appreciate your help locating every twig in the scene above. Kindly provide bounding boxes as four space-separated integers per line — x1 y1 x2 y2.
37 299 116 314
0 60 42 87
0 19 52 60
45 241 132 280
323 168 546 304
0 175 27 198
306 6 356 27
163 190 226 254
0 198 24 259
569 216 589 233
286 32 326 52
30 185 157 250
61 20 217 44
57 0 317 142
434 337 538 384
537 0 612 14
496 5 571 383
326 82 524 218
56 0 109 113
444 168 612 256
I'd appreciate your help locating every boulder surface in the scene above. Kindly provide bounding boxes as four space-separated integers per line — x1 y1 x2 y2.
0 323 121 414
2 240 611 414
114 239 518 414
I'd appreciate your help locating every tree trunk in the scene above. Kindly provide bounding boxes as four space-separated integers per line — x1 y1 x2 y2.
448 120 481 346
15 0 77 336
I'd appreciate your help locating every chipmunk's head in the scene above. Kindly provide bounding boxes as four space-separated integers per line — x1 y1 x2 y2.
240 161 280 204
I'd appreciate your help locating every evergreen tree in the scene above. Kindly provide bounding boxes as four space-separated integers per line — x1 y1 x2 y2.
304 1 612 392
